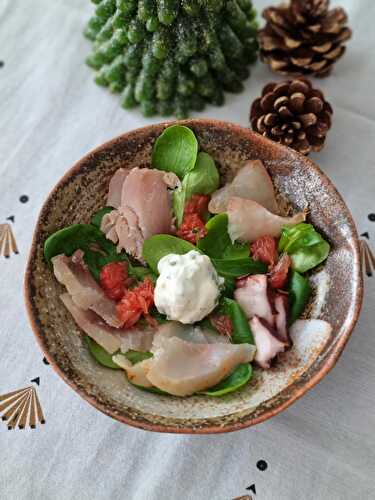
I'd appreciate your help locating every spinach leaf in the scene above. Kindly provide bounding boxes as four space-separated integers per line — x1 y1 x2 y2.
44 224 116 262
173 152 220 226
124 350 153 365
222 277 236 298
152 125 198 178
199 364 252 396
291 240 330 274
222 298 254 344
279 223 330 273
173 185 187 227
211 257 267 278
149 307 168 324
184 152 220 198
288 270 312 325
279 223 321 253
197 213 249 260
44 223 129 282
85 336 121 370
142 234 198 273
91 206 114 229
129 265 157 282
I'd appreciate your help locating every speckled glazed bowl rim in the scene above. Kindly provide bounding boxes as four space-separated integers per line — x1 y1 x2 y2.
24 119 363 434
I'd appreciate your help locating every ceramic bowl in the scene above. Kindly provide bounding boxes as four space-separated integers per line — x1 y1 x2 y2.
24 119 363 433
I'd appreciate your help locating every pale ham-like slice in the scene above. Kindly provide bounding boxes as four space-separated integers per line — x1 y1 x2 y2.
60 294 121 354
147 337 255 396
107 168 128 208
161 171 181 190
101 207 144 259
274 294 289 344
100 210 120 244
209 160 279 214
102 167 179 260
112 355 154 387
121 167 179 239
250 316 286 369
52 252 121 328
235 275 274 326
227 197 305 243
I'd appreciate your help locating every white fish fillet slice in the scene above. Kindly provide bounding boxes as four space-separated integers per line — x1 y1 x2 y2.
202 329 231 344
60 293 121 354
227 197 305 243
151 322 230 352
52 253 121 328
112 355 154 387
234 275 274 326
119 328 155 353
147 337 255 396
209 160 279 214
152 322 206 351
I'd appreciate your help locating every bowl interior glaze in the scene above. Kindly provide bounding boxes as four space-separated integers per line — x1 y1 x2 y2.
25 120 363 433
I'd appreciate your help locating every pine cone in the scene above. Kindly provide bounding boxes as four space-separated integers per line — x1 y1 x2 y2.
250 78 333 154
258 0 352 77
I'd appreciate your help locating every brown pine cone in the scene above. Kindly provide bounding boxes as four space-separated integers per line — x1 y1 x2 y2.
258 0 352 77
250 78 333 154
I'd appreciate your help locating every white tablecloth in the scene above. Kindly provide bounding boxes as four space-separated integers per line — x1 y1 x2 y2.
1 1 374 499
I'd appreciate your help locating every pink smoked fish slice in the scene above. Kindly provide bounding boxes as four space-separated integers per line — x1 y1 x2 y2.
227 197 305 243
250 316 286 369
52 252 122 328
60 293 155 354
120 167 178 239
107 168 129 208
147 337 255 396
60 293 121 354
209 160 279 214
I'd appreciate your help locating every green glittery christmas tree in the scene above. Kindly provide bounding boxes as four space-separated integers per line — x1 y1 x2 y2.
84 0 258 118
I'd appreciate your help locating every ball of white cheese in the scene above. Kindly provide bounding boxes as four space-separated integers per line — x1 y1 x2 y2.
154 250 223 324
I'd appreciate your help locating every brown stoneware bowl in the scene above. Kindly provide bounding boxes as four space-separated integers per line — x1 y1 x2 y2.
24 119 363 433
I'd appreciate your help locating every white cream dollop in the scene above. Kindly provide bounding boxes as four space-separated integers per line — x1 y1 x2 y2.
154 250 223 324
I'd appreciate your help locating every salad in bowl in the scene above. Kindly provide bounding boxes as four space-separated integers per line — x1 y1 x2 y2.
43 124 332 398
